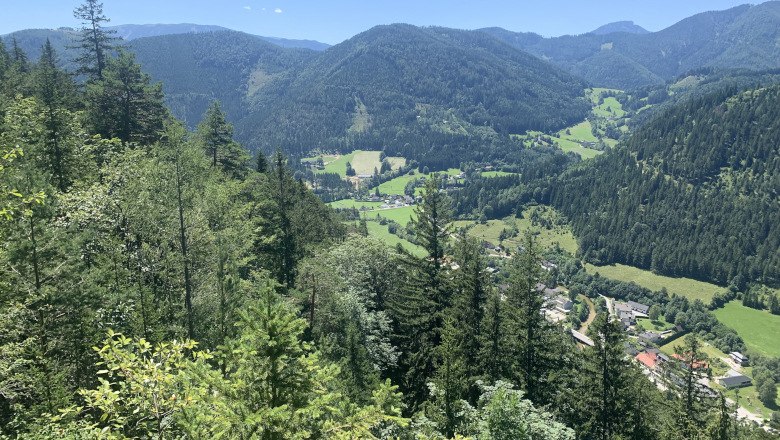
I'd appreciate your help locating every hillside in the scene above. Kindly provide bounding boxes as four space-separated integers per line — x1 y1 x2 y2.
549 84 780 287
480 1 780 89
235 24 590 164
109 23 331 50
128 31 317 127
589 21 649 35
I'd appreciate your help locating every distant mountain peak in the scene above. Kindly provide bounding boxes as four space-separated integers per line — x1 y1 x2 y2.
589 21 650 35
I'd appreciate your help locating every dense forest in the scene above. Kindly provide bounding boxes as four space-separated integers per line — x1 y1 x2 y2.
548 85 780 288
2 1 780 439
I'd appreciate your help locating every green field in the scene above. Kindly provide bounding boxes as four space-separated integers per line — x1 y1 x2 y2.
364 206 417 227
714 301 780 357
561 121 599 142
328 200 383 210
374 168 460 195
364 221 425 257
553 137 603 159
636 317 674 333
584 263 725 303
660 338 731 376
376 173 419 195
453 207 578 254
313 150 405 176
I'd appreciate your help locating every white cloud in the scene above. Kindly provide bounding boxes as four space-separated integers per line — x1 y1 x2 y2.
274 8 283 13
243 5 251 10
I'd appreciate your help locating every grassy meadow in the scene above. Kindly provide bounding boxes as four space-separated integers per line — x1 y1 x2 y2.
714 301 780 357
583 263 725 303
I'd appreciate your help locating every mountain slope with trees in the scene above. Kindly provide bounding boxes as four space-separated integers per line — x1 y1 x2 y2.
548 84 780 288
480 1 780 89
235 24 590 162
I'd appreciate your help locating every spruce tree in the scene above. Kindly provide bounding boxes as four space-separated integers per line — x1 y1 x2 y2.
196 101 248 177
452 235 488 400
390 175 453 409
85 51 166 145
72 0 117 80
33 40 78 191
505 232 556 403
579 313 634 440
255 150 268 173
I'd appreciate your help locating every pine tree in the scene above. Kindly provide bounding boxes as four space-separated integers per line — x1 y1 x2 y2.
72 0 118 80
389 176 453 408
255 150 268 173
579 313 634 440
505 232 557 403
196 101 248 177
85 50 166 145
33 40 78 191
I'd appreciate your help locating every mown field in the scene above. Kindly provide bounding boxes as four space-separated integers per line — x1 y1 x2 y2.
327 199 383 210
583 263 725 303
364 206 417 226
714 301 780 358
308 150 405 176
452 206 578 254
363 221 425 257
373 168 461 195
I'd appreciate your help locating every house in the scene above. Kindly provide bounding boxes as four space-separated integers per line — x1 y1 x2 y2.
627 301 650 315
718 371 752 389
672 353 709 370
729 352 749 367
552 296 573 313
541 261 558 272
638 331 663 344
635 351 660 370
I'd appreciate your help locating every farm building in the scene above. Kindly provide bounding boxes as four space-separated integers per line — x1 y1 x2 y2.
717 371 752 389
627 301 650 315
729 352 749 366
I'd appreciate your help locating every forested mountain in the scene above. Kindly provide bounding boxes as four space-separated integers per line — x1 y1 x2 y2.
589 21 650 35
480 1 780 89
234 24 590 162
128 31 318 128
548 84 780 288
109 23 331 50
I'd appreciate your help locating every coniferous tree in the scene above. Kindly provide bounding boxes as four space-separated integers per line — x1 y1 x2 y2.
505 232 558 404
33 40 78 191
428 316 468 437
451 235 489 400
579 313 635 439
667 333 713 438
196 100 248 177
390 176 452 408
72 0 117 80
478 289 511 383
255 150 268 173
86 50 166 145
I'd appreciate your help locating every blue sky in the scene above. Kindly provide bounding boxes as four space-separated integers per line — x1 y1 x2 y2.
1 0 759 44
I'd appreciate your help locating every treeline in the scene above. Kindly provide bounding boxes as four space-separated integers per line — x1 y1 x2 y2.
548 84 780 288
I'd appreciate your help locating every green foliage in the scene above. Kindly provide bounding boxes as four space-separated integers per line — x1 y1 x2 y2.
196 100 249 177
552 85 780 287
72 0 118 80
85 50 167 145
